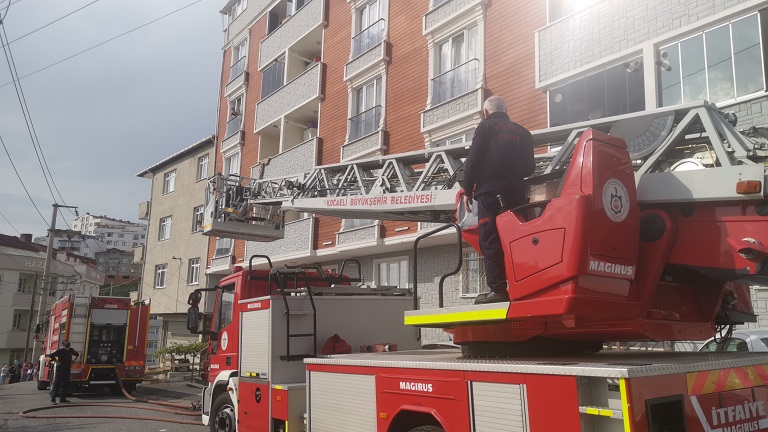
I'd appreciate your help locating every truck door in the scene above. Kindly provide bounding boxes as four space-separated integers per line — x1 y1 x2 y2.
210 283 237 373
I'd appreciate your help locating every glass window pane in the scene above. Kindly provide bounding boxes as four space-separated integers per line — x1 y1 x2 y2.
680 35 707 103
585 70 606 120
549 85 567 126
732 14 764 97
627 60 645 113
439 41 450 74
565 78 586 124
378 262 387 285
374 77 382 106
452 33 465 66
388 262 398 286
659 43 682 107
705 25 735 102
467 26 478 60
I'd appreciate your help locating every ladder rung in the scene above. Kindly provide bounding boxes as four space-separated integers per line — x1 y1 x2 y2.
289 333 314 338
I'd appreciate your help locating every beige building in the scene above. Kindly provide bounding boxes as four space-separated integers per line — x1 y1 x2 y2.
136 135 214 346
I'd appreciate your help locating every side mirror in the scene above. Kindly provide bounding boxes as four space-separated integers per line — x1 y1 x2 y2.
186 307 200 333
34 323 41 335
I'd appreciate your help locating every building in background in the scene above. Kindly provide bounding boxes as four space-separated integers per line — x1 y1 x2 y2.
0 234 77 363
135 135 215 348
34 229 110 260
94 248 142 292
71 213 147 252
54 252 103 296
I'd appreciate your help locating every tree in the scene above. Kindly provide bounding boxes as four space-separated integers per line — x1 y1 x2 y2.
154 340 207 380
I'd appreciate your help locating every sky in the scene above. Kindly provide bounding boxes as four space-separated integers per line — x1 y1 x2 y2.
0 0 224 238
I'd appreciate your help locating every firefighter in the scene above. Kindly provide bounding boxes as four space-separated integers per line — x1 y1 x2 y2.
46 340 79 404
462 95 535 304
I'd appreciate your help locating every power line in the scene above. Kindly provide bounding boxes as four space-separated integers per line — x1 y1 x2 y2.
1 0 102 48
0 0 206 89
0 134 49 226
0 210 21 234
0 23 61 207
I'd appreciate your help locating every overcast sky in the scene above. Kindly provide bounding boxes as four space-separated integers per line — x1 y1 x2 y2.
0 0 223 238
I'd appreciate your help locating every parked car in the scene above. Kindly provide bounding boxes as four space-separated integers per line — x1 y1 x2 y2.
699 329 768 353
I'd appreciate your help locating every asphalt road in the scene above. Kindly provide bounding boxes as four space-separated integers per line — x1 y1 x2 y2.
0 380 208 432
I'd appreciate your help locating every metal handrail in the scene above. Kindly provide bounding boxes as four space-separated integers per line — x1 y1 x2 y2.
348 105 382 142
225 115 243 138
412 223 463 309
229 56 247 81
351 19 385 58
431 58 479 105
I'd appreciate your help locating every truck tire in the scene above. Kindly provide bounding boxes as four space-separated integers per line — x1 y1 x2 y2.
37 380 49 391
408 427 444 432
210 392 236 432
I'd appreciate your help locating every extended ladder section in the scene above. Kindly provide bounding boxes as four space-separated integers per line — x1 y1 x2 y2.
203 101 768 241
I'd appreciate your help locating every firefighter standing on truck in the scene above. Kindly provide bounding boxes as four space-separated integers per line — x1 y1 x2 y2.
46 340 79 405
462 95 535 305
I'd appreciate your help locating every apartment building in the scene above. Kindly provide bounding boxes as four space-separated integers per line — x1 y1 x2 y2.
34 230 110 260
0 234 77 363
71 213 147 252
94 248 142 287
208 0 768 342
136 135 215 346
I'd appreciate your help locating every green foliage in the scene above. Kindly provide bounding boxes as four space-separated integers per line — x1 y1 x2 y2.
154 340 207 360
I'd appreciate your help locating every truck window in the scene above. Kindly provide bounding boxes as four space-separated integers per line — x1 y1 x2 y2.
215 284 235 332
701 337 748 352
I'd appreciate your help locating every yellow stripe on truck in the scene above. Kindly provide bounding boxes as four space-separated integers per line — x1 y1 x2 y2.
403 307 509 326
620 378 632 432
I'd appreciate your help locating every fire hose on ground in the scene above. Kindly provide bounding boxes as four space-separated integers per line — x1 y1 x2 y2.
19 364 202 425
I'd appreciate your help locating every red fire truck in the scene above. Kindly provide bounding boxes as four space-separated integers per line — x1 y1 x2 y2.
186 102 768 431
38 295 151 394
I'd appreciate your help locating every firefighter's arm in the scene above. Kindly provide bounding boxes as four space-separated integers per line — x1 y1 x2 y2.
463 124 486 200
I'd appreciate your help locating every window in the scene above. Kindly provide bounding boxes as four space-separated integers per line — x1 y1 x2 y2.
159 216 172 241
122 242 127 246
434 131 473 147
141 235 146 239
98 265 105 272
17 277 27 293
701 337 749 352
549 57 645 126
225 95 244 138
375 257 408 287
106 241 112 245
224 152 241 176
122 258 129 264
192 206 204 232
433 26 478 104
197 155 209 181
214 238 233 258
188 258 201 285
227 0 247 23
9 349 24 362
12 312 23 330
163 170 176 194
342 219 375 231
133 242 139 248
262 57 286 98
154 264 167 288
658 14 764 107
349 77 382 141
230 40 247 81
352 0 386 57
461 251 486 296
147 341 159 350
107 233 113 237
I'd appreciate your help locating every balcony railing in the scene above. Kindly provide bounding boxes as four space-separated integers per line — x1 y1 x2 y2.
225 115 243 138
258 0 325 69
352 19 385 59
431 58 478 105
262 60 285 98
348 105 381 142
230 56 247 81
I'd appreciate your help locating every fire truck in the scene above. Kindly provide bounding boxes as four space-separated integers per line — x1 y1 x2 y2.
186 101 768 431
38 294 151 394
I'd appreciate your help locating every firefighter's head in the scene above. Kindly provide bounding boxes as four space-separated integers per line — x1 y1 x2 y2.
63 340 71 348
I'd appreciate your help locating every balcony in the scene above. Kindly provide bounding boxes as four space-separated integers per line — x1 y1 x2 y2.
336 223 382 249
258 0 326 70
221 115 244 153
260 137 318 180
254 62 324 132
245 217 315 262
261 60 285 98
344 22 390 81
138 201 150 220
421 65 483 132
341 106 386 161
225 57 248 96
348 105 381 142
423 0 484 34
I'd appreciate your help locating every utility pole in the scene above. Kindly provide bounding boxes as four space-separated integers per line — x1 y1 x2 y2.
31 203 78 362
23 273 39 361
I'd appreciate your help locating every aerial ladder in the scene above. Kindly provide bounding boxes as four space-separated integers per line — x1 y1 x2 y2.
202 100 768 355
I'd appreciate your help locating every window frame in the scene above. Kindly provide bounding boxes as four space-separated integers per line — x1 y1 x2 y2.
188 258 201 285
373 256 409 288
154 264 167 288
192 205 205 232
158 216 172 241
223 151 241 177
214 238 233 258
163 170 176 195
197 155 209 182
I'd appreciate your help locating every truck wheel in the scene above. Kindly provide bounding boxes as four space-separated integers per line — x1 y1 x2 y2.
210 393 236 432
408 427 444 432
36 380 49 391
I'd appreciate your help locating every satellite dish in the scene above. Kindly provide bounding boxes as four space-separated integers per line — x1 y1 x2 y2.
609 113 675 159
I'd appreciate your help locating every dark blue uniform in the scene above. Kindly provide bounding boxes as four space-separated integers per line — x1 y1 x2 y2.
47 347 78 403
463 111 535 296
